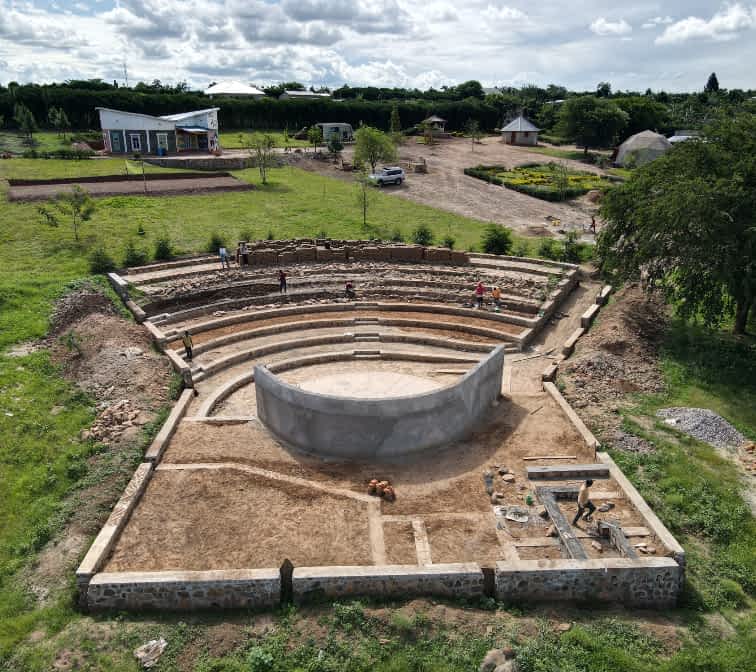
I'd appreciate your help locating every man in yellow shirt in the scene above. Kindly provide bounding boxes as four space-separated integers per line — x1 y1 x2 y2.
491 285 501 309
572 479 596 525
182 330 193 362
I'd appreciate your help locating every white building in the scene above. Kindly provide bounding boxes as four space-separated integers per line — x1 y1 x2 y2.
279 90 331 100
97 107 220 155
500 115 540 146
204 82 265 99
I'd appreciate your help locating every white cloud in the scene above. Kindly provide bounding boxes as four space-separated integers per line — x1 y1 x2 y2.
590 17 632 36
656 4 756 44
642 16 674 29
481 5 527 22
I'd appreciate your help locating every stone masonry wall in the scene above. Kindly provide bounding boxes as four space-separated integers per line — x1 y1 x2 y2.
495 558 682 608
87 569 280 610
293 564 485 603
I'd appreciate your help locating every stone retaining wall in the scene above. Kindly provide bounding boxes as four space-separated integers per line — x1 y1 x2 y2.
255 346 505 460
495 558 681 608
86 569 280 610
293 564 485 603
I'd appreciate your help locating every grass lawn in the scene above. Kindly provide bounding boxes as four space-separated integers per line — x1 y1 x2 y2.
0 157 753 670
219 130 311 149
0 131 74 155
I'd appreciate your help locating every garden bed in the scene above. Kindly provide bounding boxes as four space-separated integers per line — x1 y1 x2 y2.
464 163 610 201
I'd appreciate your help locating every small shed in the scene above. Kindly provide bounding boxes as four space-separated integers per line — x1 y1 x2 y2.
615 130 671 167
500 115 540 146
316 123 354 142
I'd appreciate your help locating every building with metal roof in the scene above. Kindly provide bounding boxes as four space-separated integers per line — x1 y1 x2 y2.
500 115 540 146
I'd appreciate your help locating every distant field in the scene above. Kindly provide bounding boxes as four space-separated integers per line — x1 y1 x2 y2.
220 130 311 149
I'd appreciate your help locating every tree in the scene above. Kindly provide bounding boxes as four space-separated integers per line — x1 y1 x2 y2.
559 96 628 155
354 170 374 230
705 72 720 93
353 126 397 173
596 81 612 98
389 103 401 134
250 133 276 184
48 106 70 137
597 113 756 334
37 186 95 242
464 119 483 152
454 80 485 100
327 135 343 158
614 96 669 137
14 102 37 143
307 125 323 152
481 224 513 255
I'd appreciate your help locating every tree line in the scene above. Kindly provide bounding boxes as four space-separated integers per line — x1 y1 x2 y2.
0 76 753 145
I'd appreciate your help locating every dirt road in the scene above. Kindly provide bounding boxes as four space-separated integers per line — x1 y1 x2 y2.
303 137 606 237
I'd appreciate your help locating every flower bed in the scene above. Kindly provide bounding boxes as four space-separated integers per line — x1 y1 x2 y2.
464 163 609 201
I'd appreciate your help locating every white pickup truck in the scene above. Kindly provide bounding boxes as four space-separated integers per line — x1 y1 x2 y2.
369 166 405 186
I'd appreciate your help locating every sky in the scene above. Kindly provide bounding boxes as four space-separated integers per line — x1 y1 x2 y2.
0 1 755 92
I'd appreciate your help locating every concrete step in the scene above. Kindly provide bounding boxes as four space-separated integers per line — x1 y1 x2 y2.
527 464 610 481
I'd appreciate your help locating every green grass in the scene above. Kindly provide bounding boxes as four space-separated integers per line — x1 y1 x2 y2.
0 156 754 670
0 131 73 155
219 130 311 149
524 145 600 162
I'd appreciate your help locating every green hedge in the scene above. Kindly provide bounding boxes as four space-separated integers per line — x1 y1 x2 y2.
21 148 94 160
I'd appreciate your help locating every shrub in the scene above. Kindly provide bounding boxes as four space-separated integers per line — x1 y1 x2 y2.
266 229 275 241
512 241 530 258
562 230 581 263
238 229 252 242
442 234 456 249
390 227 404 242
411 224 434 246
246 647 274 672
123 240 148 267
154 236 173 261
538 238 561 260
481 224 513 255
136 224 146 236
206 231 225 253
317 229 328 239
88 246 115 274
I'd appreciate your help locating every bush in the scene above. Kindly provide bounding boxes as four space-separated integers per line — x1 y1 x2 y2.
123 240 148 267
442 234 456 249
266 229 274 241
88 246 115 274
390 227 404 242
136 224 146 236
411 224 434 246
538 238 561 260
512 241 530 258
154 236 173 261
206 231 225 253
562 230 581 263
481 224 513 255
317 229 328 239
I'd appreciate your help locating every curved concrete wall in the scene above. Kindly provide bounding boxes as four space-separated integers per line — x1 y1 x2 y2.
254 345 505 460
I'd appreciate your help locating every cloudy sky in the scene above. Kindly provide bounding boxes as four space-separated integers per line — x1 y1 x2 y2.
1 1 755 91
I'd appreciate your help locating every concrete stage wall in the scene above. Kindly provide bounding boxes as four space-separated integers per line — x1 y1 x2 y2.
254 346 505 460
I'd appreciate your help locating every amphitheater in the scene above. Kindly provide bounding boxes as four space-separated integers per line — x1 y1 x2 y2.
76 240 685 611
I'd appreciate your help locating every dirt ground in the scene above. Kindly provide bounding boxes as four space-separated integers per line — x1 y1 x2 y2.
7 174 252 201
21 285 171 604
301 137 605 236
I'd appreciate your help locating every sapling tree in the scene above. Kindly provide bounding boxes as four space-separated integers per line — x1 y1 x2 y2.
251 133 276 184
38 186 95 242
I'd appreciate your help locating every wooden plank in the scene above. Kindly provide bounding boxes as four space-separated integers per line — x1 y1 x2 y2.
412 519 432 566
539 491 588 560
514 537 560 547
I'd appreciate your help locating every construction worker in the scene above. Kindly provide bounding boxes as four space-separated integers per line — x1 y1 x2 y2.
182 330 194 362
491 285 502 310
572 479 596 525
474 281 485 308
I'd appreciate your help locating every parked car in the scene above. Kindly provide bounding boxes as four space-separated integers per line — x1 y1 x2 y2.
369 166 405 186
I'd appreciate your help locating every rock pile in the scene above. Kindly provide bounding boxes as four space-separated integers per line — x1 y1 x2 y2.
81 399 142 445
657 407 747 450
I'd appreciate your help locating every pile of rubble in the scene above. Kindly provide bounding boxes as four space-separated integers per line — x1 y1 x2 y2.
81 399 142 445
657 407 747 450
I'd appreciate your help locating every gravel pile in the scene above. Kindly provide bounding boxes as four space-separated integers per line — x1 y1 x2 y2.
657 407 747 450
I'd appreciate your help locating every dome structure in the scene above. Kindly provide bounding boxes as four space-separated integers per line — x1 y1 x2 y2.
615 130 672 167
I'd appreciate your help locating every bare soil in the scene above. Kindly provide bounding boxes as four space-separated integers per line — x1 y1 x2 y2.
302 137 605 236
22 285 171 604
8 174 252 201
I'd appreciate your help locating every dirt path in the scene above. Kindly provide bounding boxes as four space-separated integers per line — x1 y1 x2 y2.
302 138 605 237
